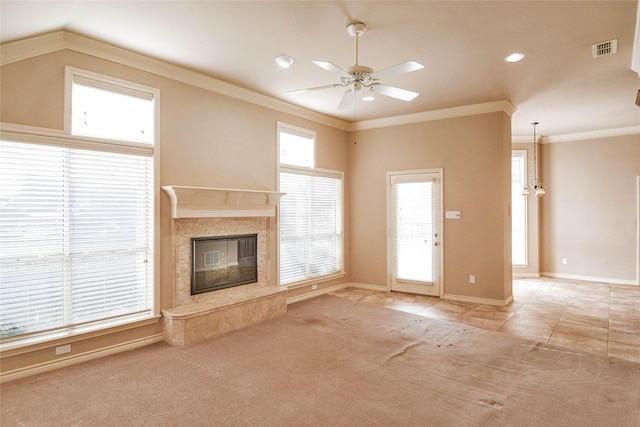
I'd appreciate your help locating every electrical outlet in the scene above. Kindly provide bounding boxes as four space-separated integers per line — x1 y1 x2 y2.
469 275 476 284
55 344 71 355
445 211 461 219
311 284 318 290
562 258 568 265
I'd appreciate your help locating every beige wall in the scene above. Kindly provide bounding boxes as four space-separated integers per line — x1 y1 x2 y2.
348 113 513 302
540 134 640 283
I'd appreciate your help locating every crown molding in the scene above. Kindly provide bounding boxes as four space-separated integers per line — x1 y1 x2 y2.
2 31 520 134
1 31 351 131
0 31 66 65
512 135 542 144
540 126 640 144
17 31 630 138
351 100 517 131
511 125 640 144
511 136 534 144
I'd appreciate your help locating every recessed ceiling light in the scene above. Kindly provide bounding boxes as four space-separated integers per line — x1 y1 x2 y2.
275 56 294 68
362 96 375 102
504 52 525 63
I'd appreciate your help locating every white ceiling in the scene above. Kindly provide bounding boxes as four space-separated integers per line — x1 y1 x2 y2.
1 1 639 138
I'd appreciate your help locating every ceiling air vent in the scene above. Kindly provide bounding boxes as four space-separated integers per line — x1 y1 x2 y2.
592 39 617 58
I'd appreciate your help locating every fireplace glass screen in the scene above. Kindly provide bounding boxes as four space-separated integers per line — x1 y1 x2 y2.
191 234 257 295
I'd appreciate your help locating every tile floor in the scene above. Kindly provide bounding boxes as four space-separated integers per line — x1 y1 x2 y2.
330 277 640 363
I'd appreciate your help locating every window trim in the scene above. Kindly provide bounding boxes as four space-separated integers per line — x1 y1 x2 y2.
276 122 344 287
512 150 528 266
65 67 161 316
277 121 316 169
64 66 160 145
0 310 161 355
0 68 160 350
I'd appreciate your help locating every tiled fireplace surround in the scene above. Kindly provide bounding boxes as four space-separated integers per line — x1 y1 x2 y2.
162 186 287 345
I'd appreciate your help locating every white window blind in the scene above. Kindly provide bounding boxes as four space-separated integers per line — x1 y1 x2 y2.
279 169 343 285
0 140 154 340
391 179 434 283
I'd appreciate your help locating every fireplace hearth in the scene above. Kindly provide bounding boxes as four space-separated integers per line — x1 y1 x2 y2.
192 234 257 294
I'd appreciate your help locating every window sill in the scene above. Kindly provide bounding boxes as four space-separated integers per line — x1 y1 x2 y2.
0 314 161 357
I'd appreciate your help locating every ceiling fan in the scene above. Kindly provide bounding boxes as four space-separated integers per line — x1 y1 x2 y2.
287 22 424 110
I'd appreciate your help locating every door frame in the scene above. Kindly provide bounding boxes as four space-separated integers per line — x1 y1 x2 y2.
386 168 444 297
636 175 640 286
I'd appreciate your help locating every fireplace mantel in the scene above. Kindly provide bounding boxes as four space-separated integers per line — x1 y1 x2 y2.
162 186 285 218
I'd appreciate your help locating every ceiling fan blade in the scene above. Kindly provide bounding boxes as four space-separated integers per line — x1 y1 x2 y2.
372 84 420 101
337 89 355 110
372 60 424 79
313 60 352 78
286 83 345 95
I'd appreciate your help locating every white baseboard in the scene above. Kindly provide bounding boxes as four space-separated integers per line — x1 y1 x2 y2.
344 282 389 292
286 283 349 304
1 334 164 384
541 272 638 286
325 282 516 307
513 272 541 278
443 293 514 307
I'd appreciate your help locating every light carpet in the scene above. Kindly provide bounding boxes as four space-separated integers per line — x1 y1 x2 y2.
2 295 639 426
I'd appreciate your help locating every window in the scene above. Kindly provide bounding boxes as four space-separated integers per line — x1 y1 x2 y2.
391 175 436 283
512 150 527 265
70 71 155 144
278 123 343 285
279 124 315 168
0 68 157 342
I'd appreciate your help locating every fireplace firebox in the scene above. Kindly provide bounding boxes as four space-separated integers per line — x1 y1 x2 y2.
191 234 257 295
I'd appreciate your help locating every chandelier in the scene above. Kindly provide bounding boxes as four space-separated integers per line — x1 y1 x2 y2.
522 121 546 197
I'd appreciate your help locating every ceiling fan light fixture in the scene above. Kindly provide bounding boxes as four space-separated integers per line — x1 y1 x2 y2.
504 52 525 63
275 56 294 68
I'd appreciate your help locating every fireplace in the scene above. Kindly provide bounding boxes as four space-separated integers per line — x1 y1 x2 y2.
162 186 287 346
192 234 257 294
